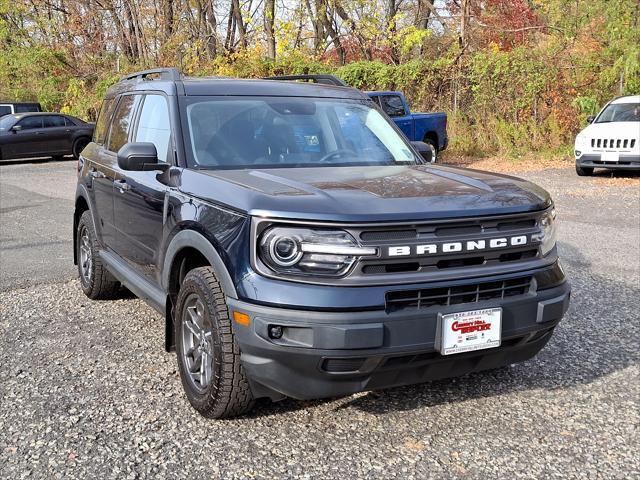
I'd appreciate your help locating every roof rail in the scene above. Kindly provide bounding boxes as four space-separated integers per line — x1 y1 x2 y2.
263 74 348 87
120 68 182 82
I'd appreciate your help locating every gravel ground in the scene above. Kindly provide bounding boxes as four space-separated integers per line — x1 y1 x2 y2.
0 166 638 479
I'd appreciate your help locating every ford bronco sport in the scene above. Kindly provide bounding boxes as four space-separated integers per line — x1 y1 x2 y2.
74 68 570 418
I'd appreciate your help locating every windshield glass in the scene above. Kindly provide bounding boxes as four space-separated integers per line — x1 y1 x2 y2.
596 102 640 123
181 97 417 169
0 114 17 131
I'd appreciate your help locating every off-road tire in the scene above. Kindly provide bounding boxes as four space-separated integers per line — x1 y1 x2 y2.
76 210 120 299
575 163 594 176
175 267 254 419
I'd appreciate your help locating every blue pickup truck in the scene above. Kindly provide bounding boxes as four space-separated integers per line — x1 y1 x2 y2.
367 91 447 161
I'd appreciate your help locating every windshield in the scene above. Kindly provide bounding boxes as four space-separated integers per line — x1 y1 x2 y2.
0 114 17 131
181 97 417 169
596 102 640 123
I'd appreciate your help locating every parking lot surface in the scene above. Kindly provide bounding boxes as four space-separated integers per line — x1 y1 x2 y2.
0 160 638 479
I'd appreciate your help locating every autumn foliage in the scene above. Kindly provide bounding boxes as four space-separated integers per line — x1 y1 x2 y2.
0 0 637 158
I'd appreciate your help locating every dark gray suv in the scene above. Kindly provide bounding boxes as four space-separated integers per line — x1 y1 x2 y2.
74 68 570 418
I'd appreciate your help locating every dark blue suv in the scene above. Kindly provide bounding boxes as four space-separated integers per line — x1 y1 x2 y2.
74 68 570 418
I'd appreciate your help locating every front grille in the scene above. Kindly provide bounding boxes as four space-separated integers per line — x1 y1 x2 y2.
385 276 533 312
591 138 636 150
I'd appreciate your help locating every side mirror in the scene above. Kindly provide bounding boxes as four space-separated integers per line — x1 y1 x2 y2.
10 125 22 133
117 142 165 171
411 141 433 163
586 115 595 124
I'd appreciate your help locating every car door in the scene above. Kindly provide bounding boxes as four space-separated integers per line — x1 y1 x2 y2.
380 95 413 139
2 116 45 158
90 95 139 250
41 115 71 154
112 93 171 284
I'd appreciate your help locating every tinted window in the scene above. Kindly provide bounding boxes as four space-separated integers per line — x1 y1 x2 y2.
43 115 66 128
15 104 40 113
134 95 171 162
17 116 43 130
0 105 11 116
380 95 406 117
107 95 138 152
0 115 17 130
65 117 77 126
94 98 116 145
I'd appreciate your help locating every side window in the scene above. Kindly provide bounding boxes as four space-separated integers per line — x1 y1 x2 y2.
134 95 171 162
94 98 116 144
107 95 139 152
64 117 76 127
380 95 406 117
0 105 12 116
15 104 38 113
369 96 382 108
43 115 66 128
17 116 43 130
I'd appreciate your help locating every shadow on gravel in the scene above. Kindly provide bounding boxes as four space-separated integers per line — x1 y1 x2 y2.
250 240 639 417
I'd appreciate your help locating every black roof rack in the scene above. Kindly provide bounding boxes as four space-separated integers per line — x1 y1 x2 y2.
263 74 348 87
120 68 182 82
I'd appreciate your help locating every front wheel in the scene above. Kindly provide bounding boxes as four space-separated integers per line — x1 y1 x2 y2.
175 267 254 419
575 163 594 176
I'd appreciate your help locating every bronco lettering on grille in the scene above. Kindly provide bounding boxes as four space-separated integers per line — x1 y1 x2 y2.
387 235 528 257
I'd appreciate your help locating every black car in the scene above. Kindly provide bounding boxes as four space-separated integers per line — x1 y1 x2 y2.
0 112 94 161
74 68 570 419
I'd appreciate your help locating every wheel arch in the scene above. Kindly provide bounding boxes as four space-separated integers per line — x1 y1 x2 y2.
162 229 238 351
423 131 439 149
73 189 93 265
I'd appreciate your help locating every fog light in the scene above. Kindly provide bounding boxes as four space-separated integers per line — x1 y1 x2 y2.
268 325 283 339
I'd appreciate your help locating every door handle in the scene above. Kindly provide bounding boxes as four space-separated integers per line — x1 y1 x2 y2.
114 179 131 193
89 170 105 179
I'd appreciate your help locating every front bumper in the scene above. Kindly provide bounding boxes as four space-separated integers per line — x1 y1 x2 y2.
577 153 640 170
229 277 571 401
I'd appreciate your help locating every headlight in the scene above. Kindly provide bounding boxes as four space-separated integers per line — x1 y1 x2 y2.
532 208 557 256
258 227 377 277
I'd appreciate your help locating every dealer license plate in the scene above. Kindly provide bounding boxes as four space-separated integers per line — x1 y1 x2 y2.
440 308 502 356
601 151 619 162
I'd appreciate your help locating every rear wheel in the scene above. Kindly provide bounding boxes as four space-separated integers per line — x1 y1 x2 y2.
72 137 90 159
77 210 120 299
423 139 437 163
175 267 254 419
575 163 594 176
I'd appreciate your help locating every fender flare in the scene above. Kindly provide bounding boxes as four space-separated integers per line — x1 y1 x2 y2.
73 183 99 264
161 229 238 299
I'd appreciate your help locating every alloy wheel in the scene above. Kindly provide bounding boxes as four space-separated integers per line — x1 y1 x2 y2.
180 293 215 392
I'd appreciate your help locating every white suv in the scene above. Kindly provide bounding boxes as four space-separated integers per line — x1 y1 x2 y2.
574 95 640 176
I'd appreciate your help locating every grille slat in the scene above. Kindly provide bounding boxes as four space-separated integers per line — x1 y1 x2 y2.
386 276 533 312
591 138 636 151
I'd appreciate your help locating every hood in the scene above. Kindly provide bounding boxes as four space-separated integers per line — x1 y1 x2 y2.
578 121 640 140
180 164 551 222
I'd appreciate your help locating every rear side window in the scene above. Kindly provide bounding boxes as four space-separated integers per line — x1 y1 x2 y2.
43 115 66 128
107 95 139 152
17 116 43 130
15 104 39 113
93 98 116 145
0 105 12 116
380 95 406 117
134 95 171 162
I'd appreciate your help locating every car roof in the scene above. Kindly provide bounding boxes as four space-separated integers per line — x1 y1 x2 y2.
106 76 368 100
0 101 40 105
610 95 640 105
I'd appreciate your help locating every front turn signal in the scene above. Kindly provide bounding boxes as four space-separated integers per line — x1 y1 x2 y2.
233 311 251 327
